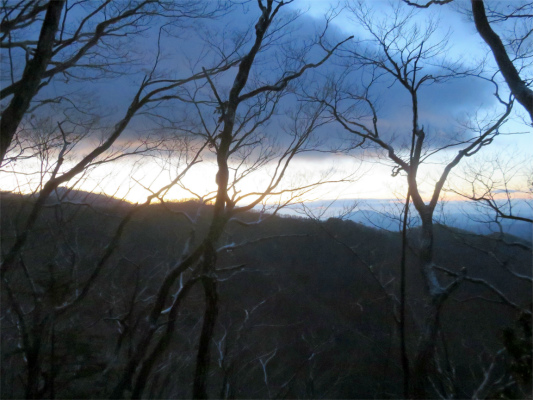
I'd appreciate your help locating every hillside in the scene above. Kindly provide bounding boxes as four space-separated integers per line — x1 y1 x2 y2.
1 192 531 399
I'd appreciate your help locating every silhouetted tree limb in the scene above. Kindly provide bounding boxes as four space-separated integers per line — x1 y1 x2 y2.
471 0 533 123
0 0 65 161
402 0 533 123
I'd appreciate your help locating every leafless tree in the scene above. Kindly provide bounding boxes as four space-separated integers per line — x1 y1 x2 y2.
1 5 238 398
157 4 351 396
310 2 521 397
0 2 349 398
2 1 354 397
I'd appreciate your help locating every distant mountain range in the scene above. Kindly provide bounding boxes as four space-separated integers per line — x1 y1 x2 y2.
5 188 530 241
1 189 531 399
284 198 533 241
1 187 132 209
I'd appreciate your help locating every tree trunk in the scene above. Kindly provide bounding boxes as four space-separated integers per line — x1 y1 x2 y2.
471 0 533 124
400 192 411 398
411 304 443 398
193 271 219 399
0 0 65 162
411 209 441 399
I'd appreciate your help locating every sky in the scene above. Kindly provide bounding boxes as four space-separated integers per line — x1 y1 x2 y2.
1 0 531 219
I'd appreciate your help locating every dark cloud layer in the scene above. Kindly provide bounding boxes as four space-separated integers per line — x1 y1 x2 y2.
12 2 509 163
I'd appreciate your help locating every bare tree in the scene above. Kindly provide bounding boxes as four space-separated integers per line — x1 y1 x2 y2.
0 5 242 397
164 5 351 396
6 2 527 399
0 2 350 398
2 1 354 396
311 3 520 397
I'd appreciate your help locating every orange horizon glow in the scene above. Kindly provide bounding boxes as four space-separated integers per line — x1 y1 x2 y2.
2 153 531 209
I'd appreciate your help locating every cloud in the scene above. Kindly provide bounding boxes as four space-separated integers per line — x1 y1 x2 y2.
9 3 517 179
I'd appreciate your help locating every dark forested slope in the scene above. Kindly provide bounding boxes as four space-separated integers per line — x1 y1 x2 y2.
1 192 531 399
